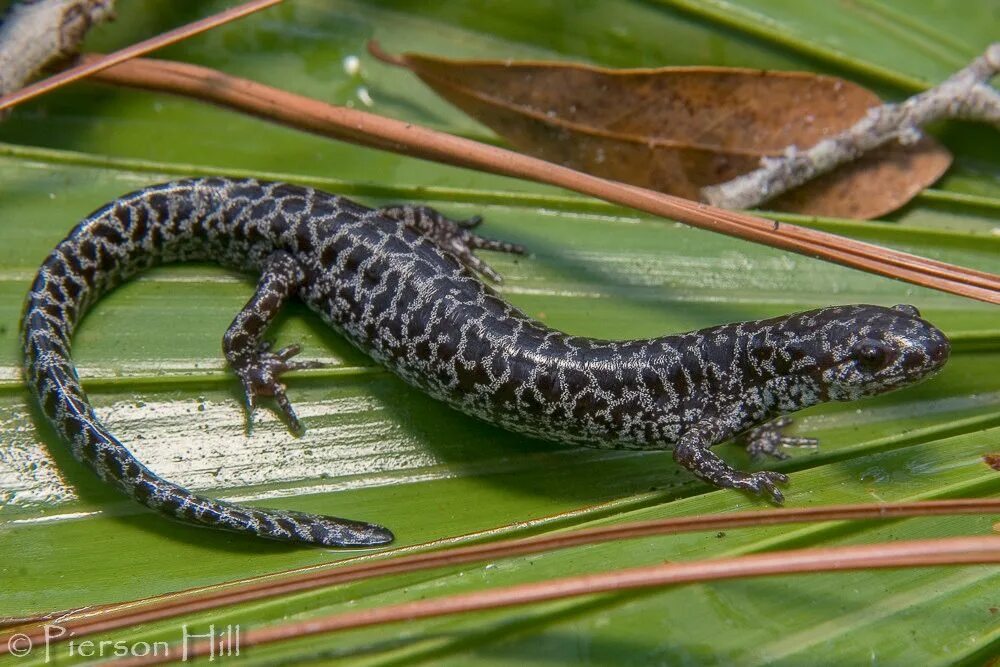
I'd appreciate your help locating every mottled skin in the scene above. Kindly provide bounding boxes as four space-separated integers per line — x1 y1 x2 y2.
21 179 951 547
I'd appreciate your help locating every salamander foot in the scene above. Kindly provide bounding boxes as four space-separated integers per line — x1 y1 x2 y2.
379 204 526 282
743 417 819 461
232 341 325 433
722 470 790 504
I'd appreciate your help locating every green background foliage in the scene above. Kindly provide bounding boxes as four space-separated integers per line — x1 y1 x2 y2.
0 1 997 664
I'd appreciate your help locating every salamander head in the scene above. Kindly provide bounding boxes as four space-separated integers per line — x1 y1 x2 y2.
770 304 950 401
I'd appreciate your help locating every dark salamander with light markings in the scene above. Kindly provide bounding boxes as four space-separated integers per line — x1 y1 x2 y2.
21 179 950 546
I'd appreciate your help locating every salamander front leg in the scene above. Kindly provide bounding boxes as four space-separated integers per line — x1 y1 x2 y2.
378 204 526 282
223 251 324 433
674 421 789 503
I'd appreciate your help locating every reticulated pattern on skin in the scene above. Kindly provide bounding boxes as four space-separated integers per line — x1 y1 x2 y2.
20 178 951 546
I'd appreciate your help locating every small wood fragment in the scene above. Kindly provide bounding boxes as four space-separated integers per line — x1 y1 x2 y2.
0 0 116 107
702 44 1000 211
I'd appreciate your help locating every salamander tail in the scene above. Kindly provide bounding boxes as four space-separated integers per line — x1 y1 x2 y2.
21 224 393 548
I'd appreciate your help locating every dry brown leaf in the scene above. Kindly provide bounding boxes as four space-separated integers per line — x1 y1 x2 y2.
373 45 952 219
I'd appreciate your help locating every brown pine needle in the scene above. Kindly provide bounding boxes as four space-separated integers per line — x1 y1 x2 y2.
77 55 1000 303
4 499 998 653
0 0 284 113
114 535 1000 665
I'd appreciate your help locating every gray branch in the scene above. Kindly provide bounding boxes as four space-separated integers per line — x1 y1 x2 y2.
0 0 116 102
701 43 1000 212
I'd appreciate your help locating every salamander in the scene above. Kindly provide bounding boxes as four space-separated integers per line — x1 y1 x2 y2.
21 179 951 546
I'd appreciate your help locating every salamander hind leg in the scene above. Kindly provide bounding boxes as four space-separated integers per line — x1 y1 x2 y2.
223 251 325 433
378 204 526 282
742 416 819 461
673 421 789 503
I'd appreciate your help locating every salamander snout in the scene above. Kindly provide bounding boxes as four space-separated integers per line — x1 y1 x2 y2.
888 303 949 370
901 329 950 369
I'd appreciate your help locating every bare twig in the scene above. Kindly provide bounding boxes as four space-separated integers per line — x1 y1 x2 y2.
702 43 1000 210
114 536 1000 665
0 0 116 108
79 56 1000 303
4 498 999 653
0 0 284 114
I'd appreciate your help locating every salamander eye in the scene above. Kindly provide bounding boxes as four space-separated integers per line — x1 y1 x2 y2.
852 339 888 369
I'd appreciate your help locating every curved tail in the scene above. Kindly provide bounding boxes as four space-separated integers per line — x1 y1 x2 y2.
20 181 393 547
